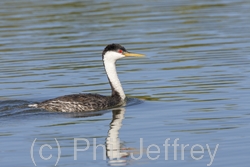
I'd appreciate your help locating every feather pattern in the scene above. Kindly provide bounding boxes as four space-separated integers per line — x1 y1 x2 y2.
36 92 122 112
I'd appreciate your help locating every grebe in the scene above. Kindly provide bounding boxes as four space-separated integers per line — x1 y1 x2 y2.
28 44 144 112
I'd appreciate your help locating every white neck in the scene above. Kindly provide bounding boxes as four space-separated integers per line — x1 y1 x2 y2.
103 58 126 100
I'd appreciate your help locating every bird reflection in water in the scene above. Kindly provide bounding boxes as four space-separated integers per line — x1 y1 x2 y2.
106 108 130 166
27 104 139 165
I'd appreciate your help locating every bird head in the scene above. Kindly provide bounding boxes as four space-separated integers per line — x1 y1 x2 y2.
102 44 144 62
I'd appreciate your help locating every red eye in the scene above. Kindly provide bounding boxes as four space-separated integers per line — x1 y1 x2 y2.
118 49 123 53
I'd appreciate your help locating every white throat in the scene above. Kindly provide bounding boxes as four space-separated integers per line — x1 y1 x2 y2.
103 52 126 100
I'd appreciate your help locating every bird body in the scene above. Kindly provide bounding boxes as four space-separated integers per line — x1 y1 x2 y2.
34 93 121 112
29 44 144 112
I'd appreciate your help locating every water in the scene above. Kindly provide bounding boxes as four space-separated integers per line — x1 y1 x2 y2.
0 0 250 166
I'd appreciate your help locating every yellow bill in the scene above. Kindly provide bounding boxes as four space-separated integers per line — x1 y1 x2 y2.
123 52 145 57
